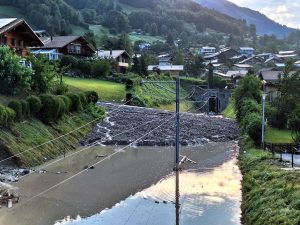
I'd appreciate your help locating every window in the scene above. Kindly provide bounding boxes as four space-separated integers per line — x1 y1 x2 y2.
18 40 23 48
11 38 15 46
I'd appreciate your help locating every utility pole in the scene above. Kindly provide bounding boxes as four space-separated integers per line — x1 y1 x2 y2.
261 94 266 149
141 75 181 225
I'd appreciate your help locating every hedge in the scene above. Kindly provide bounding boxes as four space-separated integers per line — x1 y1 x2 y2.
26 95 42 116
0 104 15 126
7 100 23 122
66 93 83 112
85 91 99 104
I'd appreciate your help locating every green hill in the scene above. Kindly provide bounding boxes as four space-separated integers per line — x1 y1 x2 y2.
0 0 252 45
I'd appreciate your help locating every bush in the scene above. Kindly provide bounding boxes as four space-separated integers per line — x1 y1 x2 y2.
20 100 29 118
66 93 82 112
85 91 99 104
39 94 65 123
7 100 23 122
237 98 261 123
91 60 111 77
242 112 262 145
26 95 42 116
0 104 15 126
51 81 69 95
87 105 106 119
78 92 88 107
58 95 71 113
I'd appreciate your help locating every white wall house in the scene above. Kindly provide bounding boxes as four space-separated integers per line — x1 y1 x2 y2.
200 47 216 56
30 49 62 60
240 47 255 57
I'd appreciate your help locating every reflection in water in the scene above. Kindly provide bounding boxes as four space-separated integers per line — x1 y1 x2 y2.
56 157 241 225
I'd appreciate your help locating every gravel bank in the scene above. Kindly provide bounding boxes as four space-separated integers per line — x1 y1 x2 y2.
82 103 239 146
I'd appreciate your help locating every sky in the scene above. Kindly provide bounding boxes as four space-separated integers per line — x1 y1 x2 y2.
228 0 300 29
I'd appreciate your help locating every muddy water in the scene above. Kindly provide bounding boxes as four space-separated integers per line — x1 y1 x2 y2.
0 142 240 225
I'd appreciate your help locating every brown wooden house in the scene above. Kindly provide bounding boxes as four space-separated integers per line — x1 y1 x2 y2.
36 36 95 57
0 18 43 56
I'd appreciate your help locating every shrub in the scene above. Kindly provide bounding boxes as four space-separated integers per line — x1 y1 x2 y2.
0 104 15 126
51 81 69 95
242 112 262 146
58 95 71 113
85 91 99 104
91 60 111 77
20 100 29 118
26 95 42 116
55 96 67 120
237 98 261 123
7 100 23 121
66 93 82 112
39 94 63 123
78 92 88 107
87 105 106 119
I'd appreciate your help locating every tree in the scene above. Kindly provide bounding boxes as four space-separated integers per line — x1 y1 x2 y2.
132 55 141 74
289 105 300 143
249 24 257 44
207 65 214 89
140 56 148 76
91 60 111 77
150 23 158 36
118 33 133 55
166 33 174 46
173 51 184 65
83 31 97 50
29 55 61 94
0 46 32 95
143 23 151 34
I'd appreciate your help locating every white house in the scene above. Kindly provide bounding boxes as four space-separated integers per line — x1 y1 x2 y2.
240 47 255 57
30 49 62 60
200 47 216 56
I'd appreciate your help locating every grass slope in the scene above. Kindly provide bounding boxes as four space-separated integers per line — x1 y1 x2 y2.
134 76 194 112
265 127 293 144
0 111 103 167
222 99 235 119
63 76 126 102
240 148 300 224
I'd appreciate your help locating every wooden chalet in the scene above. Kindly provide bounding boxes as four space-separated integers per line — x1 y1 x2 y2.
97 50 131 73
35 36 95 57
0 18 43 56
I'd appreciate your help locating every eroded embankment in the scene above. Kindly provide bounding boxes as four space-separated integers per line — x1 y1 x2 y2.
82 103 239 146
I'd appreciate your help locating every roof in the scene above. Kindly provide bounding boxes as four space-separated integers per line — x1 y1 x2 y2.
234 64 253 68
202 46 216 49
240 47 254 50
97 50 130 59
275 54 297 58
0 18 43 45
260 71 281 82
279 51 295 55
226 70 248 77
148 65 184 71
41 36 82 48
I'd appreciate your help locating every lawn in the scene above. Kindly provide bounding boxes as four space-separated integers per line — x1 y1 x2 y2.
265 127 294 143
63 76 126 102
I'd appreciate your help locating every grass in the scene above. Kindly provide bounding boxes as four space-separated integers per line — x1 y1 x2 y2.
222 99 235 119
265 127 293 144
129 34 165 44
63 76 126 102
240 147 300 225
0 110 102 167
133 76 195 112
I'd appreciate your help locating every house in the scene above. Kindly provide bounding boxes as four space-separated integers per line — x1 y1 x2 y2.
226 70 248 85
204 48 239 65
233 64 253 71
30 49 62 60
0 18 43 56
240 47 255 57
259 70 282 101
148 65 184 76
206 63 229 73
34 36 95 58
200 46 216 56
158 54 173 66
239 56 264 65
97 50 131 73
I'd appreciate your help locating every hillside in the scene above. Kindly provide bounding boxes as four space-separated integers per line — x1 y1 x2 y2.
194 0 296 38
0 0 251 42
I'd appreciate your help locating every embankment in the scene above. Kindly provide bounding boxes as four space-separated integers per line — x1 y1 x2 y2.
0 111 102 168
239 146 300 224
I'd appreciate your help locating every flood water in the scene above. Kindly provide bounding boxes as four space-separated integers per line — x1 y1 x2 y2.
54 142 241 225
0 142 241 225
